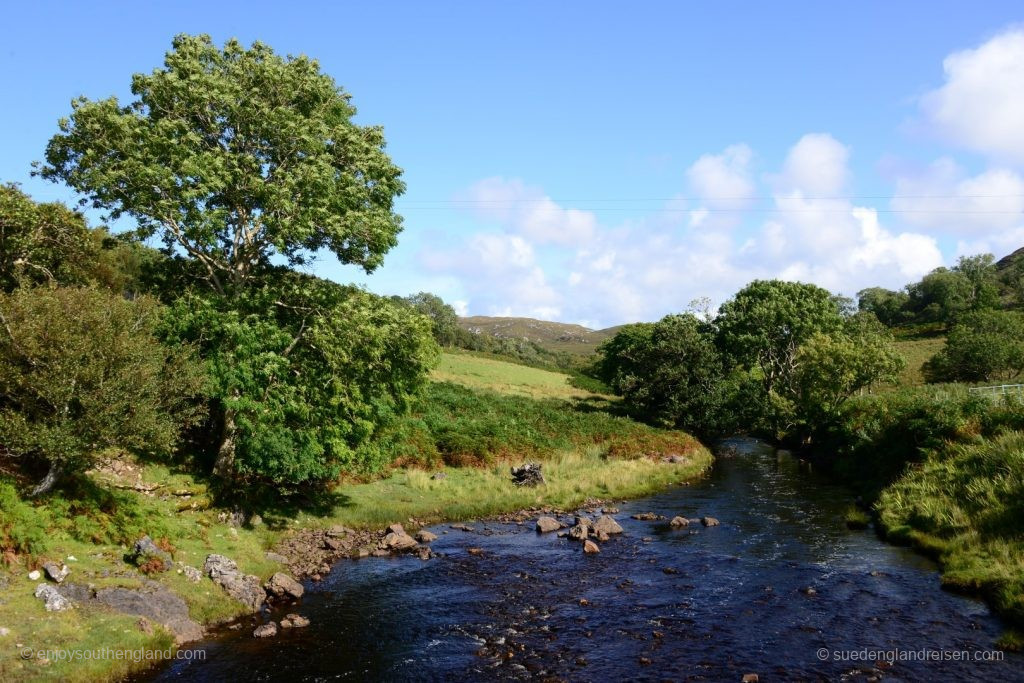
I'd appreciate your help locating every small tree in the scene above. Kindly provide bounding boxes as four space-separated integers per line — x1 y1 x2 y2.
0 287 206 495
401 292 461 347
924 310 1024 383
597 315 726 435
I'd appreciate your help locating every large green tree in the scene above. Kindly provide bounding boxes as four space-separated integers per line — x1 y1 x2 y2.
39 34 404 296
38 35 424 484
716 279 843 397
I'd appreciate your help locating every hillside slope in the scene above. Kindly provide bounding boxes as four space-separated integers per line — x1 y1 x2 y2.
458 316 624 355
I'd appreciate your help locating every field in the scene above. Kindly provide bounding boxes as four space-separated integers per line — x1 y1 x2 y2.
431 351 607 400
893 336 946 385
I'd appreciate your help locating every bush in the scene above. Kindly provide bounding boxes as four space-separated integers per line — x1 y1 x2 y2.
0 481 52 556
924 310 1024 383
0 287 206 494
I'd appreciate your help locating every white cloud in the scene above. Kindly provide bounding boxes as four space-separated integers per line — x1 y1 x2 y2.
776 133 850 195
686 144 755 207
921 28 1024 164
458 177 597 246
890 158 1024 233
422 134 950 327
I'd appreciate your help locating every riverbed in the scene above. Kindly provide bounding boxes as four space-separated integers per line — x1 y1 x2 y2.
145 438 1022 681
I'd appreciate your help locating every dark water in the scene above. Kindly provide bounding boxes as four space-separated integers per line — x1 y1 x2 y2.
148 438 1022 681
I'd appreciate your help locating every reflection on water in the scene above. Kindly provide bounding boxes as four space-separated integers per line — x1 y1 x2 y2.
145 438 1023 681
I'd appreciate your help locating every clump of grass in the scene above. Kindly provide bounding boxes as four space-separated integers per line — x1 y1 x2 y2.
876 431 1024 633
843 505 871 530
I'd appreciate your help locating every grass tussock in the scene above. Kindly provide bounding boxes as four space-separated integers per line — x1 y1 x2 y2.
875 431 1024 628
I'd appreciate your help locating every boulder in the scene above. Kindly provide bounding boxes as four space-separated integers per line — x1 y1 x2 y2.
380 531 418 551
181 565 202 583
592 515 623 535
596 530 610 542
510 462 545 487
253 622 278 638
701 516 720 527
280 613 310 629
415 530 438 543
43 562 70 584
742 674 759 683
35 584 72 611
129 536 173 572
387 523 406 535
569 524 589 541
203 554 265 612
631 512 663 521
93 583 204 644
535 517 561 534
583 540 600 554
265 572 304 600
670 516 689 527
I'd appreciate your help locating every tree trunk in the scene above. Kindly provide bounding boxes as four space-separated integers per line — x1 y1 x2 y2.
212 406 238 480
29 461 61 497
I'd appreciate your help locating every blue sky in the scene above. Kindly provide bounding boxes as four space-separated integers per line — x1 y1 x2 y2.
3 2 1024 327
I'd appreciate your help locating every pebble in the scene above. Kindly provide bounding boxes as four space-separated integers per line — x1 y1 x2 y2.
28 570 40 581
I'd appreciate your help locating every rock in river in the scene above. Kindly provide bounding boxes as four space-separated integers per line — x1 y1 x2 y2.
253 622 278 638
701 516 720 527
416 530 438 543
535 516 561 534
670 516 689 527
592 515 623 535
265 572 304 600
583 540 600 554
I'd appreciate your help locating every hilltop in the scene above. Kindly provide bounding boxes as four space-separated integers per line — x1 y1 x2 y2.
458 316 625 355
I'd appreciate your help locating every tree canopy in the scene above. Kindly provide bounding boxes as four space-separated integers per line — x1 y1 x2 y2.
39 34 405 296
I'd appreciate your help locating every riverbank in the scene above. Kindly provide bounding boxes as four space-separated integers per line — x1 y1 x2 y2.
809 385 1024 649
0 354 711 682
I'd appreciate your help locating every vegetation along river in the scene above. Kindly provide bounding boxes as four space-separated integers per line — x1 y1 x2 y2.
145 438 1022 681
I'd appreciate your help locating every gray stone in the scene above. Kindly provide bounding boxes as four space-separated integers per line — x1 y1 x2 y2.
203 554 265 612
27 570 40 581
510 462 545 487
280 613 310 629
181 565 202 583
265 551 290 564
129 536 173 572
431 472 447 480
380 531 418 551
265 572 304 600
535 516 561 533
592 515 623 535
34 584 72 611
94 584 203 644
43 562 70 584
415 530 438 543
253 622 278 638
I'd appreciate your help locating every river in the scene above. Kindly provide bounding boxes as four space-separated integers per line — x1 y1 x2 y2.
144 438 1022 681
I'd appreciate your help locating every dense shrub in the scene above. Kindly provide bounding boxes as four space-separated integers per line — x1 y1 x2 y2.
0 287 207 494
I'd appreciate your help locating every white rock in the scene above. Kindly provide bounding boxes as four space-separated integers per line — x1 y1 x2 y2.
28 570 41 581
0 627 10 637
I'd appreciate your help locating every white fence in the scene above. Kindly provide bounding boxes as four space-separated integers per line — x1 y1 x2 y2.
968 384 1024 399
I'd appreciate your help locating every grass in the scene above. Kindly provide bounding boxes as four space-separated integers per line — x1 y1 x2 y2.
0 353 710 681
430 351 608 401
875 431 1024 638
893 336 947 386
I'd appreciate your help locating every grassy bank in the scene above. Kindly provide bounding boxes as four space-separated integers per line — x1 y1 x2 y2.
0 353 710 681
816 386 1024 645
875 431 1024 646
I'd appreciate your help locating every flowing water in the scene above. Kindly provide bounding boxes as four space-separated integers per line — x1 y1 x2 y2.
145 438 1022 681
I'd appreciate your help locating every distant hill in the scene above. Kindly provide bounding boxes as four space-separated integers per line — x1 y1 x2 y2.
458 316 625 355
996 245 1024 273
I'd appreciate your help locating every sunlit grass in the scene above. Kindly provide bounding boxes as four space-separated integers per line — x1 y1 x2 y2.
430 351 606 401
